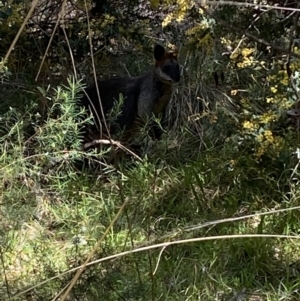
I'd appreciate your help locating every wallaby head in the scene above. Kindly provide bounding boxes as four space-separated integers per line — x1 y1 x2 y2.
153 44 180 84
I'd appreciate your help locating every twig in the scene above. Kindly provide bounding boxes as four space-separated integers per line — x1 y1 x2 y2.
3 0 40 65
82 139 142 161
203 1 300 13
35 0 67 81
13 233 300 300
199 4 300 60
55 198 129 301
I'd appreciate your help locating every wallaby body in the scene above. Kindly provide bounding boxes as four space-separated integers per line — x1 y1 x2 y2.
80 45 180 144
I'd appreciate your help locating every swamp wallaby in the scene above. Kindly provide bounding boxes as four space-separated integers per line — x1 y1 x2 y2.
80 44 180 145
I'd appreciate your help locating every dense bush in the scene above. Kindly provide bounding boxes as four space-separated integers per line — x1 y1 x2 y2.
1 1 300 300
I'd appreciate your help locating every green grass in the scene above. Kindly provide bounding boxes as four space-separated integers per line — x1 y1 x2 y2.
1 53 300 301
1 127 300 300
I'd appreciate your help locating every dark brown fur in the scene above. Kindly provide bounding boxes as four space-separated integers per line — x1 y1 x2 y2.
80 45 180 144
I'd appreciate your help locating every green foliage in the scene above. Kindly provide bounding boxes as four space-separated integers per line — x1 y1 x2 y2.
107 93 125 123
0 59 10 77
35 78 86 153
1 0 300 300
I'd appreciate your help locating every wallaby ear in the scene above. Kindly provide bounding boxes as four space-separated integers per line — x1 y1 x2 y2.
154 44 166 61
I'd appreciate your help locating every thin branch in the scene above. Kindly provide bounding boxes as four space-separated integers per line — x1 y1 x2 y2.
204 1 300 13
56 198 129 301
13 233 300 300
35 0 67 81
199 4 300 60
3 0 40 65
82 139 142 161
